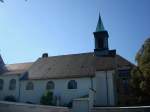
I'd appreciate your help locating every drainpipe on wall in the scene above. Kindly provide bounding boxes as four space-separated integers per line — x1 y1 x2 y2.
90 77 93 90
90 77 96 93
114 55 118 105
105 71 109 106
89 77 95 109
18 77 21 102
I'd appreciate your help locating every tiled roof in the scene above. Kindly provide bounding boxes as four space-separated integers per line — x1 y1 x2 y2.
27 52 133 80
96 54 133 71
28 53 95 79
0 52 133 78
1 62 33 76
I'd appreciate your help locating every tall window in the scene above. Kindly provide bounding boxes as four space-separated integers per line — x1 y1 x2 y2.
9 79 16 90
46 81 55 90
97 38 104 49
0 79 4 90
122 79 129 94
68 80 77 89
26 82 34 90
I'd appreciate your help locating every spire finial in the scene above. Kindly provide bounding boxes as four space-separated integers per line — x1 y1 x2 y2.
96 13 105 32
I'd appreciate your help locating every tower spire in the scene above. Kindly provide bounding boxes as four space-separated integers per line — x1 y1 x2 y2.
96 14 105 32
93 14 116 56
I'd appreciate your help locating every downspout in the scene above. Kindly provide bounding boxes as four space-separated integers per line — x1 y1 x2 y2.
18 76 21 102
114 55 118 105
89 76 96 109
105 71 109 105
90 77 93 90
90 77 96 98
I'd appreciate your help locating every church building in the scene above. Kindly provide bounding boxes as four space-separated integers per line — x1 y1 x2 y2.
0 15 133 107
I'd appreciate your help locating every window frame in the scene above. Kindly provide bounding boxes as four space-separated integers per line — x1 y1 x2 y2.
0 79 4 90
9 79 16 90
46 81 55 90
68 80 77 89
26 82 34 90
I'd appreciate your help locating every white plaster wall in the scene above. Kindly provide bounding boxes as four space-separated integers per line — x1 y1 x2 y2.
93 70 115 106
94 71 107 106
107 71 115 106
20 77 92 105
0 75 20 101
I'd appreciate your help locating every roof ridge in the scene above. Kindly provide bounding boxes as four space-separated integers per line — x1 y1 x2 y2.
5 62 33 66
39 52 94 59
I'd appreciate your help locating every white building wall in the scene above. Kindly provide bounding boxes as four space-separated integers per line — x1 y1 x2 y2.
107 71 115 106
94 71 107 106
0 71 116 106
93 70 115 106
20 77 92 105
0 75 20 101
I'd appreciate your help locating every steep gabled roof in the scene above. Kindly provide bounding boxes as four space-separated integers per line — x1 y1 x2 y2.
0 52 133 78
28 53 95 79
26 52 133 80
96 54 134 71
1 62 33 76
0 55 5 73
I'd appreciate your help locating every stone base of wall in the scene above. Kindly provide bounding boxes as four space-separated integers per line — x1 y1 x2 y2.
0 101 70 112
91 106 150 112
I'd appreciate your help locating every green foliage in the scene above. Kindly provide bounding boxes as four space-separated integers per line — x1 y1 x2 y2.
131 38 150 105
40 90 54 105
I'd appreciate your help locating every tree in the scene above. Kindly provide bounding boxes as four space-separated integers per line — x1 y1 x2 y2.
131 38 150 105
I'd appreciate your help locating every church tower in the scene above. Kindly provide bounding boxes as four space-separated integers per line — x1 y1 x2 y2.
94 14 116 56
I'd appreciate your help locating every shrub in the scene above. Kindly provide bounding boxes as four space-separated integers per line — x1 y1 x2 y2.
40 91 53 105
4 95 16 102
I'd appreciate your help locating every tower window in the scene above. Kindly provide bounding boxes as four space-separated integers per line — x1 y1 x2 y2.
97 38 104 49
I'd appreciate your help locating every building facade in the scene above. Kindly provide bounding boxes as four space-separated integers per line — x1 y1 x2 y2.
0 15 134 106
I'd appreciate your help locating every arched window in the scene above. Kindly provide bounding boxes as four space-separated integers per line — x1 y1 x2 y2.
26 82 34 90
9 79 16 90
0 79 4 90
68 80 77 89
46 81 55 90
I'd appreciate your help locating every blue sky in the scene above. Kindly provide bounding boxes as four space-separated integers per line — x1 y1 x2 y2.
0 0 150 64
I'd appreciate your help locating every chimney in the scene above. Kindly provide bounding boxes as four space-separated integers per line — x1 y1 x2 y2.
42 53 48 58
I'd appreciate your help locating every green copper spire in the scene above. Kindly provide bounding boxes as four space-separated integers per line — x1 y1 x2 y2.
96 14 105 32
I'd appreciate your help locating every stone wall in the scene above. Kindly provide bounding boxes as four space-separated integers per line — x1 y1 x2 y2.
0 101 70 112
91 106 150 112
